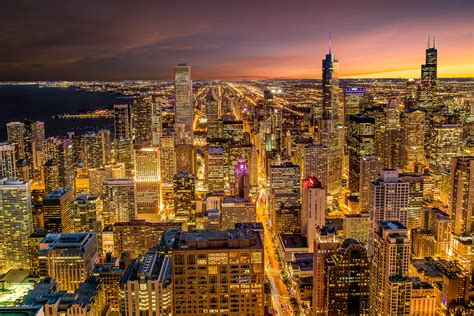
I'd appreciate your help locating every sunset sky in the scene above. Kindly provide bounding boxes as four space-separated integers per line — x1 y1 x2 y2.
1 0 472 81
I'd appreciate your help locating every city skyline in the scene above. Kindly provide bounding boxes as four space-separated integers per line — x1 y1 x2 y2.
0 0 472 81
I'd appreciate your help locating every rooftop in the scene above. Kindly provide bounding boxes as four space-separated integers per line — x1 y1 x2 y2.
175 228 262 251
279 233 308 249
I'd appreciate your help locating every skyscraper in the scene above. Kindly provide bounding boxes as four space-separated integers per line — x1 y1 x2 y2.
173 171 196 229
359 155 382 212
343 87 366 124
133 95 161 146
301 177 326 252
0 143 17 178
234 158 250 200
113 104 132 141
6 121 25 160
449 156 474 236
174 63 193 143
303 144 328 189
43 188 74 233
134 146 160 214
101 178 136 227
369 221 412 315
417 35 438 108
0 179 33 273
70 193 101 233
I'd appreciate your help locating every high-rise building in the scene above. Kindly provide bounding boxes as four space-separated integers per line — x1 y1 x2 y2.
43 188 74 233
401 110 426 171
303 144 328 189
369 169 409 227
173 171 196 229
134 146 160 214
417 36 438 108
174 63 193 143
43 159 60 194
113 104 132 141
234 158 250 200
399 173 428 230
449 156 474 236
6 121 25 159
369 221 412 315
301 177 326 252
348 114 375 194
343 88 366 124
359 155 382 212
206 88 221 139
133 95 161 146
160 133 176 188
101 178 135 227
312 225 342 315
343 212 371 244
41 232 98 292
270 162 301 193
206 146 225 193
326 239 370 315
0 179 33 273
70 193 101 233
426 123 463 172
0 143 17 178
98 129 112 166
221 196 256 229
171 228 264 315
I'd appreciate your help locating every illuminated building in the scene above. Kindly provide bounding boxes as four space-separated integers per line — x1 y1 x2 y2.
271 189 300 235
343 87 366 124
6 121 25 159
171 228 264 315
133 95 161 146
112 220 181 259
303 144 328 189
101 178 135 227
234 158 250 200
74 163 89 193
426 123 463 171
221 196 255 229
401 110 426 172
420 208 451 258
70 193 101 233
43 188 74 233
159 133 176 188
301 177 326 252
223 120 244 143
227 143 257 194
359 155 382 211
270 161 300 193
312 225 341 315
134 146 160 214
206 147 225 193
21 277 106 315
113 104 132 141
173 171 196 229
175 143 195 174
28 230 47 276
40 232 98 292
0 179 33 273
369 169 409 227
411 228 435 258
343 212 371 244
89 167 112 196
92 257 126 313
81 131 102 169
326 239 370 315
206 88 221 139
409 278 436 315
115 139 133 176
449 156 474 236
43 159 59 194
98 129 112 166
417 36 438 109
348 114 375 194
174 63 193 144
369 221 411 315
399 173 428 230
0 143 16 178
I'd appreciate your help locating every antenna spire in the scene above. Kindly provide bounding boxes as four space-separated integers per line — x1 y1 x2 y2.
328 31 332 54
433 34 435 48
427 33 430 48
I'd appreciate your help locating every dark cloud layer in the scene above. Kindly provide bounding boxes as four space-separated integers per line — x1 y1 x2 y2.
0 0 472 80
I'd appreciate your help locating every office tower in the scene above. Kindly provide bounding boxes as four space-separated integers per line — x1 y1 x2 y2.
420 208 451 259
343 87 366 124
343 212 371 244
171 228 264 315
112 220 181 259
426 123 463 171
175 143 195 174
92 257 127 313
115 139 133 175
223 120 244 143
321 42 340 120
120 249 173 315
30 121 45 169
206 146 225 193
228 143 257 193
359 156 382 211
405 79 418 109
41 232 98 292
98 129 112 166
21 277 107 315
312 226 342 315
369 221 411 315
74 163 90 193
301 177 326 252
43 159 59 194
134 146 160 214
399 173 428 230
0 143 16 178
417 36 438 108
206 88 221 139
409 278 436 315
270 162 301 193
6 121 25 159
28 230 47 276
234 158 250 200
348 114 375 194
449 157 474 236
81 131 102 169
88 167 111 196
369 169 409 226
56 138 75 189
303 144 328 189
113 104 132 141
0 179 33 273
174 63 193 143
271 189 300 235
133 95 161 146
43 188 74 233
326 239 370 315
70 193 101 233
160 133 176 188
401 110 426 171
221 196 256 229
102 178 135 227
173 171 196 228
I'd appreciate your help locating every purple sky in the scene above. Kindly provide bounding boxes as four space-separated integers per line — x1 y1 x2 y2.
1 0 472 80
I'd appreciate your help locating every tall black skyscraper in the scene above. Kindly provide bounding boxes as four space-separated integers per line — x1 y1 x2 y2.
418 35 438 108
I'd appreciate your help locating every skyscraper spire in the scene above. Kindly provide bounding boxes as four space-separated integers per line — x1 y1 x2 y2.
328 31 332 54
433 34 435 48
427 33 430 48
